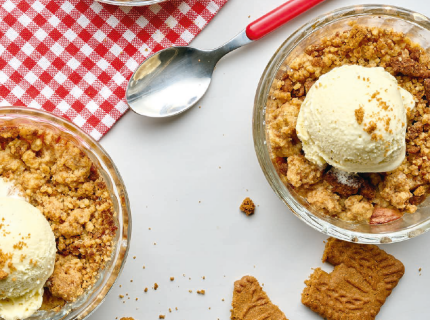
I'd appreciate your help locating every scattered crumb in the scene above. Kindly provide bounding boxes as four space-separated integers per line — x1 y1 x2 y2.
120 318 134 320
175 307 178 311
153 243 157 245
144 288 148 293
159 315 165 319
189 290 192 293
240 197 256 215
202 276 205 280
133 256 136 259
169 308 172 313
355 106 364 125
222 298 225 302
170 277 174 281
143 266 145 269
197 290 205 295
419 268 422 272
130 280 133 282
119 295 124 299
148 228 151 230
135 298 138 301
199 106 201 109
154 283 159 290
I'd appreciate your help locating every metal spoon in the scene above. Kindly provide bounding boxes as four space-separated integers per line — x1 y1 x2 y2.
126 0 325 118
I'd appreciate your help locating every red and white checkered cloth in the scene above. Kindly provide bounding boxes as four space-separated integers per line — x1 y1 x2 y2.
0 0 229 140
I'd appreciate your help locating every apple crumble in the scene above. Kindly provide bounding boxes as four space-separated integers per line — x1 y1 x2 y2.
0 124 117 310
267 23 430 223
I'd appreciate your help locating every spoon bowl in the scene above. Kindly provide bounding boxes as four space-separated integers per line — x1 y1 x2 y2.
126 47 216 117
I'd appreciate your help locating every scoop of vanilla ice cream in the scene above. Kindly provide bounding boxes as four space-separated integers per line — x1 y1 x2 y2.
0 193 56 320
296 65 415 173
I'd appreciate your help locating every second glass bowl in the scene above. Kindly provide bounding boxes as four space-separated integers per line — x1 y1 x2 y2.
253 4 430 244
0 107 131 320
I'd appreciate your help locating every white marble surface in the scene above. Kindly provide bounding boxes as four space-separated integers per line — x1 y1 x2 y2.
93 0 430 319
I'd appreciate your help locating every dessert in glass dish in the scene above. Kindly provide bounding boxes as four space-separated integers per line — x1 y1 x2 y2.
267 21 428 224
254 5 430 243
0 107 130 320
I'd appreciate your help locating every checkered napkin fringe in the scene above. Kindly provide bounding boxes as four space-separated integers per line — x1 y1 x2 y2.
0 0 228 140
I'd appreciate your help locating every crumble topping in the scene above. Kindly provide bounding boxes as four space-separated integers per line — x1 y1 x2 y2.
267 23 430 223
0 124 117 307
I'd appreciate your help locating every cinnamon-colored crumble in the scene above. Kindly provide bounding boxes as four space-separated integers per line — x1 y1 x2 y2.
267 23 430 223
355 106 364 125
0 124 116 307
240 198 255 215
0 249 12 280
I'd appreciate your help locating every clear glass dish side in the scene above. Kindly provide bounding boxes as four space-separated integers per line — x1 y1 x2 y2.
0 106 131 320
253 5 430 244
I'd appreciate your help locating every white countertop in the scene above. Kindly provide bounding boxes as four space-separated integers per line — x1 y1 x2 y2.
93 0 430 319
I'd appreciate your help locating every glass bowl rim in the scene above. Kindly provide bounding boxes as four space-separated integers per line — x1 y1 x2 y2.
253 4 430 244
96 0 168 6
0 106 132 319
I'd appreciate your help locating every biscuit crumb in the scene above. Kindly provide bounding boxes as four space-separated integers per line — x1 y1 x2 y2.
154 283 158 290
170 277 174 281
119 295 124 299
120 318 134 320
0 270 8 280
144 288 148 292
159 315 165 319
355 106 364 125
364 121 377 134
240 198 255 215
197 290 205 295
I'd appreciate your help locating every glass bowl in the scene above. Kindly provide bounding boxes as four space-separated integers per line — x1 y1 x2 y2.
96 0 168 6
0 107 131 319
253 4 430 244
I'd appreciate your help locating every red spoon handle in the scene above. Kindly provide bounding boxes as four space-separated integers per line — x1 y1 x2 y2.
246 0 325 41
